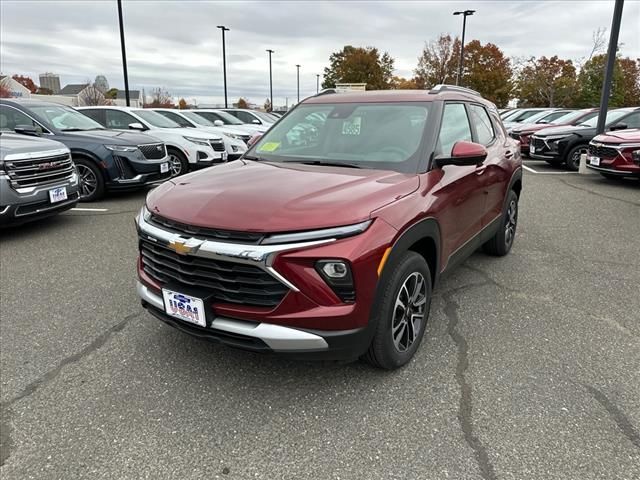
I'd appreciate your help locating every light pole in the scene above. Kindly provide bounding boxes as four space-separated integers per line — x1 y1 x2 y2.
116 0 130 106
217 25 230 108
453 10 475 86
266 49 274 111
316 74 320 93
296 64 301 103
597 0 624 134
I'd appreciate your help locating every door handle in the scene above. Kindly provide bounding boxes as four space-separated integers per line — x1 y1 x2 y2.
504 150 514 159
475 165 487 175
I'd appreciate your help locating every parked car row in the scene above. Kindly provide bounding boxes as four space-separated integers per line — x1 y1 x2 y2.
0 99 283 225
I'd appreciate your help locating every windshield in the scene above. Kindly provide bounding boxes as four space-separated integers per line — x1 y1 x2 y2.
133 109 180 128
249 102 430 174
181 111 215 126
551 110 592 125
581 110 628 127
30 105 104 131
501 109 520 120
253 111 278 123
519 110 556 124
196 110 244 125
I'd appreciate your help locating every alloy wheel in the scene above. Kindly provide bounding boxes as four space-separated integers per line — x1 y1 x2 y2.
76 164 98 199
169 154 183 176
505 199 518 247
392 272 427 352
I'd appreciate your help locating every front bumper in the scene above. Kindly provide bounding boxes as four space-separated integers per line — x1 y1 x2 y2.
586 163 640 178
105 151 172 189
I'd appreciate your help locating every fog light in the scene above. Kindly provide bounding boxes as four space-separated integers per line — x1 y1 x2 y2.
321 261 348 278
315 260 355 303
632 150 640 165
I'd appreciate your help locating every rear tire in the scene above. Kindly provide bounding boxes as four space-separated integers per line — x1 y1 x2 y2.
565 144 588 171
167 148 189 177
74 158 105 202
363 252 432 370
483 190 518 256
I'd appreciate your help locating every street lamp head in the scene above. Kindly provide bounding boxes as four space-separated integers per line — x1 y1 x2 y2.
266 49 274 54
453 10 475 16
216 25 230 31
296 64 301 68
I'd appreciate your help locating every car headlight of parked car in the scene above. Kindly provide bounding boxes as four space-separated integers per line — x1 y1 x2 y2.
261 220 372 245
105 144 139 153
183 136 211 147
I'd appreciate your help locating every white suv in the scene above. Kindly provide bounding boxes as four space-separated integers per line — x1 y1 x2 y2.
152 109 249 160
189 109 268 135
78 106 227 176
221 108 278 128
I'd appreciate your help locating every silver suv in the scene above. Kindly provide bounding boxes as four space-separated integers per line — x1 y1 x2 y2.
0 133 80 226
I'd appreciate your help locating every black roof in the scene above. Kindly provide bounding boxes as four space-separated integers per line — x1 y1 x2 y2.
60 83 89 95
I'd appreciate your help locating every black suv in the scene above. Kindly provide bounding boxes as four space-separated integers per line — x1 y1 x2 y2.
0 100 172 201
530 107 640 170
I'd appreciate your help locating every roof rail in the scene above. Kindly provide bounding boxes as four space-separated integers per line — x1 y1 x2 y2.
316 88 337 96
429 84 482 97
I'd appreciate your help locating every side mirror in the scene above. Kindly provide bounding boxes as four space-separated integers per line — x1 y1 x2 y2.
128 122 146 131
14 124 42 137
609 123 627 131
213 120 224 126
435 141 487 168
251 119 261 125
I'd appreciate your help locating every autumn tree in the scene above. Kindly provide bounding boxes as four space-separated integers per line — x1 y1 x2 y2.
12 75 38 93
178 98 188 109
237 97 249 109
264 98 272 112
36 87 53 95
516 56 578 107
617 58 640 107
146 87 173 108
414 34 460 89
391 76 419 89
576 54 627 107
322 45 395 90
462 40 512 107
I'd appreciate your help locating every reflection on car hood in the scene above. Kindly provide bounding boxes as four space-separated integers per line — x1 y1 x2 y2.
63 129 161 145
146 160 419 232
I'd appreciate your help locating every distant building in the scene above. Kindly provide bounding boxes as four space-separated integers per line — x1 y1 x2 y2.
335 83 367 92
0 75 31 98
114 90 141 107
60 83 90 96
39 72 61 94
60 83 105 106
94 75 109 93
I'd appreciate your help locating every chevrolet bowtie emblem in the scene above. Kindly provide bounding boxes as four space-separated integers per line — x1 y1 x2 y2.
168 239 193 255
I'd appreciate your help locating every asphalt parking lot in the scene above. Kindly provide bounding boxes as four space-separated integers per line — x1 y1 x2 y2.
1 164 639 480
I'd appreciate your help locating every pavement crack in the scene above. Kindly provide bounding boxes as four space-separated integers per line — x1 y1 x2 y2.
584 385 640 450
0 310 142 466
443 292 498 480
558 179 640 207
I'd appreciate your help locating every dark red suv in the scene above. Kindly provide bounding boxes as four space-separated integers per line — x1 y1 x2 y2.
136 85 522 369
587 129 640 179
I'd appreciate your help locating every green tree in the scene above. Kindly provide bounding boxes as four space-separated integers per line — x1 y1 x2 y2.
576 54 626 107
462 40 512 107
414 34 460 89
618 57 640 107
391 76 419 89
516 56 578 107
104 87 118 99
322 45 395 90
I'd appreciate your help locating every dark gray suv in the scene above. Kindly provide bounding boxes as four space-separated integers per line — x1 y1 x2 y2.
0 100 172 201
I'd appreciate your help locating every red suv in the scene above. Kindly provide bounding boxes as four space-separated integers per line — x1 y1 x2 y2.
587 129 640 179
136 85 522 369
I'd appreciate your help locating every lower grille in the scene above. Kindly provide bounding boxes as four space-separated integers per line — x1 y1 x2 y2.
139 143 167 160
149 214 264 244
139 237 288 307
5 153 74 189
530 137 545 149
588 144 618 159
209 140 226 152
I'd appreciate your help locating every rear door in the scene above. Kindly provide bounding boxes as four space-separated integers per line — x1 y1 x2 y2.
433 102 487 267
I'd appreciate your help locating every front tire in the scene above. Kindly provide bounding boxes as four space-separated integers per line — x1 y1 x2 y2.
364 252 432 370
167 148 189 177
483 190 518 256
75 158 105 202
565 144 588 171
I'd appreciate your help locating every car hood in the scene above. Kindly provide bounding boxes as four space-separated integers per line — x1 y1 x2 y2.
62 129 158 145
0 133 67 158
147 160 419 232
592 128 640 144
148 127 222 139
512 122 555 134
534 125 596 138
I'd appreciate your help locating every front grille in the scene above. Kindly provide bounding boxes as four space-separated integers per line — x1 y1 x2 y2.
139 143 167 160
240 135 252 144
139 237 288 307
531 137 546 149
209 140 226 152
4 153 74 190
149 214 265 244
588 144 619 159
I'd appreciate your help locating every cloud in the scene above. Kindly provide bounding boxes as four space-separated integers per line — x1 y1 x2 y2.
1 0 638 107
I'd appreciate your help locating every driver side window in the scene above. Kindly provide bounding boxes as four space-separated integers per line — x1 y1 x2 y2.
0 105 40 132
621 112 640 129
436 103 472 156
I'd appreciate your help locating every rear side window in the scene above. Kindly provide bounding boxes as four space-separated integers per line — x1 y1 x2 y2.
158 111 192 127
81 109 105 125
106 110 138 129
437 103 472 156
469 104 495 146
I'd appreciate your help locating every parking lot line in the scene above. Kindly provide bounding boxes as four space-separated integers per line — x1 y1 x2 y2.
70 207 109 212
522 164 576 175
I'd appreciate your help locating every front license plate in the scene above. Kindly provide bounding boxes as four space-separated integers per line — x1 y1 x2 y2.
162 289 206 327
589 155 600 166
530 145 535 154
160 162 169 173
49 186 67 203
222 152 228 161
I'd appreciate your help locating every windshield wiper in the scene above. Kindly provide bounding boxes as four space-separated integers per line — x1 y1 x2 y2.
60 128 85 132
297 160 361 169
242 154 265 161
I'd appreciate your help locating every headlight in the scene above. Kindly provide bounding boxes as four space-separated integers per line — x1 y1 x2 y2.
632 150 640 165
183 136 211 146
225 133 241 140
544 135 568 143
105 144 138 152
262 220 372 245
137 205 151 225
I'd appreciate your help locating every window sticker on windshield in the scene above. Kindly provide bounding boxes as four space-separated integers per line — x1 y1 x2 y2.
342 116 361 135
259 142 281 152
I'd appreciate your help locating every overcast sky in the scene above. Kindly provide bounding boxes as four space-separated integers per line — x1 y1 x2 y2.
1 0 638 107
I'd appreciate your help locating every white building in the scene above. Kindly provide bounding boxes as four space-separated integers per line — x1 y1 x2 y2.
0 75 31 99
